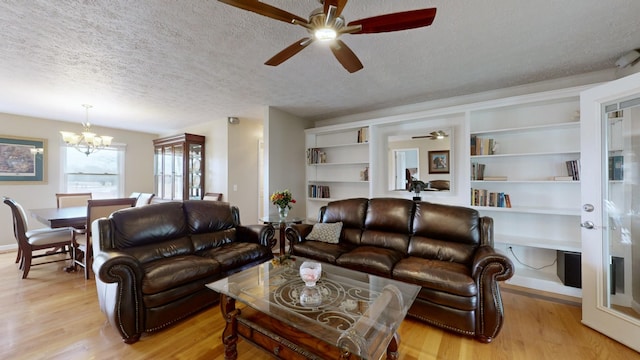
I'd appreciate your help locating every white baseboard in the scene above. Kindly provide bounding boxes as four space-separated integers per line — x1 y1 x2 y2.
0 244 18 253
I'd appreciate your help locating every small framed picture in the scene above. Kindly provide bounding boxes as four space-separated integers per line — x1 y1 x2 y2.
428 150 450 174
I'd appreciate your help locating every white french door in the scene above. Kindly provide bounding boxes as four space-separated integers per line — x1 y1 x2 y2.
580 71 640 352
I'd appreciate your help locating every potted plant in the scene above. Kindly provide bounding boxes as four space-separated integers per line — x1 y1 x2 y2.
270 189 296 219
408 179 428 201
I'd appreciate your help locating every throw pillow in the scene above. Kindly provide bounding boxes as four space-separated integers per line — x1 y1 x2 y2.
306 222 343 244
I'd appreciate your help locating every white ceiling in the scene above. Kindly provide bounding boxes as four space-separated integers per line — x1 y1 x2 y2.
0 0 638 134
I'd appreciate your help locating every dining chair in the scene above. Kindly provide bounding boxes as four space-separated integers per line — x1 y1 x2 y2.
56 192 92 208
3 197 74 279
71 197 137 279
135 193 155 207
202 192 223 201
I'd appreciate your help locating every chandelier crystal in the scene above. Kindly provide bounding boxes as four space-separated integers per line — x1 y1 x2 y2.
60 104 113 156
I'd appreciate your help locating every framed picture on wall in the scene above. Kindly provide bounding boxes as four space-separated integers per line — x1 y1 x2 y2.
428 150 449 174
0 135 47 184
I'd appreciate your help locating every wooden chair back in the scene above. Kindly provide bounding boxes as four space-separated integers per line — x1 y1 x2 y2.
56 193 92 208
74 197 137 279
135 193 155 207
203 192 223 201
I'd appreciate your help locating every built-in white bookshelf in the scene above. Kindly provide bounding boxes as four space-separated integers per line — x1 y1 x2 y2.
468 91 583 297
305 126 371 221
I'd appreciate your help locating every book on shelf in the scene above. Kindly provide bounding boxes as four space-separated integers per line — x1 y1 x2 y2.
357 127 369 143
483 176 508 181
308 184 330 199
306 148 327 164
470 135 496 155
565 160 580 180
471 188 511 208
471 162 485 180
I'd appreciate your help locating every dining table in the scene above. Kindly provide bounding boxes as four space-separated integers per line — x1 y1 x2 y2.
30 206 87 229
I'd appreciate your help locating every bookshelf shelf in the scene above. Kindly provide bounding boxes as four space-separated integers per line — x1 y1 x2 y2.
471 205 580 216
308 161 369 166
471 121 579 136
471 150 579 159
495 234 581 252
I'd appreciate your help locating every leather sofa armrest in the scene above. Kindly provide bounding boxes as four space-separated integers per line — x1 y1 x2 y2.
470 245 515 342
471 245 514 281
92 249 145 344
285 224 314 254
285 223 313 244
480 216 494 247
236 224 275 248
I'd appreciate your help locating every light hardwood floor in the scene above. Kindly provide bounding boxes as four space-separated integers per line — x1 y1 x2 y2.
1 250 638 360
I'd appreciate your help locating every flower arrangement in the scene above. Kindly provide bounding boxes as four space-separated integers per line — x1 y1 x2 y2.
271 189 296 209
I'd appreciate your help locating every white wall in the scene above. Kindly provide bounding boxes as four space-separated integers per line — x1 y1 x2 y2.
170 120 229 203
264 107 314 219
227 118 263 225
169 117 264 226
0 113 156 249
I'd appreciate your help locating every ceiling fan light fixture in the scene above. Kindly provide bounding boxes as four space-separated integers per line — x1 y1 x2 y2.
315 27 337 41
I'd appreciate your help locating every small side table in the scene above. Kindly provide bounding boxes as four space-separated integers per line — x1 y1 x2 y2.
260 216 304 255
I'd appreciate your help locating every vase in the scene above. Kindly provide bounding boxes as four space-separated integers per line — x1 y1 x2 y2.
299 261 322 287
277 206 289 219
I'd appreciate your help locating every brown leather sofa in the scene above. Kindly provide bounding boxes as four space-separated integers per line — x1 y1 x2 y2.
285 197 514 343
92 200 274 343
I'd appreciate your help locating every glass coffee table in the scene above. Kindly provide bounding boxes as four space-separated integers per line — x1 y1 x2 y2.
207 257 420 360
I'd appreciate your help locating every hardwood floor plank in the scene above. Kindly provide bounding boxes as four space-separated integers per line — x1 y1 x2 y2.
0 250 638 360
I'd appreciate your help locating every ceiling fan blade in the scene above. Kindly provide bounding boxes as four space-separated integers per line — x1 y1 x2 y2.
324 0 349 17
329 40 363 73
265 38 313 66
348 8 437 34
218 0 308 25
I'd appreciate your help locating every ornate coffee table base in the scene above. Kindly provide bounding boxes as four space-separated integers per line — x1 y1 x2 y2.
220 295 400 360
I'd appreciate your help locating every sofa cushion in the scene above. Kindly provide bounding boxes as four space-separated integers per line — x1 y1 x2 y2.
197 242 272 272
141 255 220 295
191 229 236 252
110 202 188 248
306 222 343 244
291 241 354 264
392 257 476 297
360 230 410 255
183 200 237 234
336 246 404 277
413 201 481 245
321 198 368 228
126 236 194 264
365 198 414 234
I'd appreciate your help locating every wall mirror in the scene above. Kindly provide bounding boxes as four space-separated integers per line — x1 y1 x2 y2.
388 128 452 192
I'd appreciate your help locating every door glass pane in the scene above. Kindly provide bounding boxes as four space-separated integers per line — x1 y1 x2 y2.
603 99 640 320
154 147 162 198
189 143 202 199
173 144 183 200
163 145 173 199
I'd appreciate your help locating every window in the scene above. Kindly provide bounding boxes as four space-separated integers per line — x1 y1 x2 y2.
62 145 125 199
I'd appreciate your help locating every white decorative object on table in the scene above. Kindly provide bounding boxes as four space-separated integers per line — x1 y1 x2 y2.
299 261 322 287
299 286 323 307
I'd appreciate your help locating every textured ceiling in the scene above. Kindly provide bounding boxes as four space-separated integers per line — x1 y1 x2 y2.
0 0 639 134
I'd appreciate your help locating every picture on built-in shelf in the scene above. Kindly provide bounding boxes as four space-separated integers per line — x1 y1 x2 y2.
428 150 449 174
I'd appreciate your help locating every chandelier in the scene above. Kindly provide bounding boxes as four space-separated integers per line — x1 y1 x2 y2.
60 104 113 156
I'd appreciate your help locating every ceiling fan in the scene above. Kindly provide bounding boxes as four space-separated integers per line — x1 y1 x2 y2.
412 130 449 140
218 0 437 73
